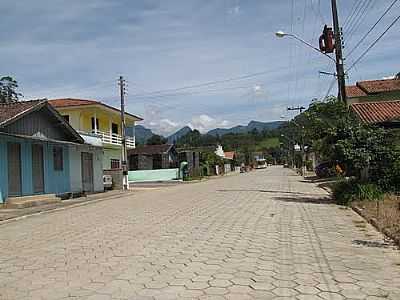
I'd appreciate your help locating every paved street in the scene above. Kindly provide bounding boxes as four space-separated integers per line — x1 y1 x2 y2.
0 167 399 300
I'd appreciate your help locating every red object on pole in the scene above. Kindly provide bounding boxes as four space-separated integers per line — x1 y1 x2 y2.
319 25 335 53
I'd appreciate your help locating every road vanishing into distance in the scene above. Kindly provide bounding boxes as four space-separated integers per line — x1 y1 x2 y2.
1 166 399 300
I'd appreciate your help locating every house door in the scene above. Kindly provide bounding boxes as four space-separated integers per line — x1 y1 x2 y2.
32 144 45 193
81 152 94 193
8 142 22 196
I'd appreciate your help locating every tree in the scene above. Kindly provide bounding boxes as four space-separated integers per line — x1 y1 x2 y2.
0 76 22 103
146 134 167 145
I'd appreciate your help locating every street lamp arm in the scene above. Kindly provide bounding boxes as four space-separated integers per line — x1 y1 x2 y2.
281 33 336 63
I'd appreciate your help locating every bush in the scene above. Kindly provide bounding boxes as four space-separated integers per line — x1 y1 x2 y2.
332 179 384 206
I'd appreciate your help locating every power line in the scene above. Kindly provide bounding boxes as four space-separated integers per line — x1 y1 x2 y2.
345 0 376 44
347 0 399 57
343 0 360 27
343 0 366 29
348 14 400 71
132 85 256 102
129 69 276 98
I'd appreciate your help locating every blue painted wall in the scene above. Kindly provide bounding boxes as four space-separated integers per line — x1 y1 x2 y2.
0 140 7 203
0 136 71 203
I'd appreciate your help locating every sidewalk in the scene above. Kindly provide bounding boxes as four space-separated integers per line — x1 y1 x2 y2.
0 190 134 223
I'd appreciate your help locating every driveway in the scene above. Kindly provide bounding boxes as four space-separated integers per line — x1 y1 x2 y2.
0 166 399 299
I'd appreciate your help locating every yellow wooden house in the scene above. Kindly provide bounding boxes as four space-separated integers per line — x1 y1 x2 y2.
49 98 143 170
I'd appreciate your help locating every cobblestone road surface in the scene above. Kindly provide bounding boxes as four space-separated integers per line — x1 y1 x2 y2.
1 167 399 300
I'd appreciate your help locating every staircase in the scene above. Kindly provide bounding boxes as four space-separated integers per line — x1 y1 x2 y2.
5 194 61 209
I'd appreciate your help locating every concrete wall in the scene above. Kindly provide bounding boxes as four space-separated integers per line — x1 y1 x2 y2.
128 169 179 182
69 145 104 193
104 169 123 189
0 136 71 203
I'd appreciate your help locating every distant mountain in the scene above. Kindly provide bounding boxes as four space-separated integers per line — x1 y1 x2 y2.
135 125 155 144
167 126 192 144
207 121 284 137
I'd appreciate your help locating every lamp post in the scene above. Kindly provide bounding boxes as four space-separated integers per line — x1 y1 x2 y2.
275 30 346 103
275 31 336 62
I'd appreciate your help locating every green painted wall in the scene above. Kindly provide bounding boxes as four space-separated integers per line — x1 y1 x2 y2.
128 168 179 182
103 148 121 169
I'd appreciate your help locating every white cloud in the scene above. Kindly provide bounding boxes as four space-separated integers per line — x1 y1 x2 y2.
228 5 241 15
147 118 182 136
188 114 231 133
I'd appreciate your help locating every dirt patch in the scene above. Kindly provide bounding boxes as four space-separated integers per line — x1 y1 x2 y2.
353 194 400 246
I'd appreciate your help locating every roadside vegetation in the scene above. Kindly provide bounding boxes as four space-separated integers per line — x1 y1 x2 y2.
280 96 400 243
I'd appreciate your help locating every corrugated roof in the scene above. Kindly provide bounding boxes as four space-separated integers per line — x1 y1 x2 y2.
0 99 45 126
351 100 400 124
128 144 174 155
49 98 143 121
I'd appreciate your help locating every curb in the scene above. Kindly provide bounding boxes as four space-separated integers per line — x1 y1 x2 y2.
352 205 399 247
0 191 136 226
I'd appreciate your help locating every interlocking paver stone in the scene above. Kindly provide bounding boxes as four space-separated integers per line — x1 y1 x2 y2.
0 167 399 300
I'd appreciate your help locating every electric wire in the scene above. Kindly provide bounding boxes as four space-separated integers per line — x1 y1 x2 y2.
130 69 276 98
347 0 399 57
345 0 376 44
348 14 400 72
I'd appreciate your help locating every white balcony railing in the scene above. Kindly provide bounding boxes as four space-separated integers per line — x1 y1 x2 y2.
78 130 135 148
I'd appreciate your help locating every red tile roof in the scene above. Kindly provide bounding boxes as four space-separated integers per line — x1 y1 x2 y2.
346 85 367 98
48 98 143 121
0 100 84 143
351 100 400 124
0 100 45 126
346 79 400 98
224 151 236 160
357 79 400 94
48 98 98 107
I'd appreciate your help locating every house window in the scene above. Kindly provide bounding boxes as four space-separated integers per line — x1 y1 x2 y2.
53 147 64 171
62 115 69 123
112 123 119 135
111 159 120 169
91 117 100 132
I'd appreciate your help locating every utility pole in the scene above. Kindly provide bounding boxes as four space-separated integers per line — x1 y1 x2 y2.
331 0 347 103
119 76 128 190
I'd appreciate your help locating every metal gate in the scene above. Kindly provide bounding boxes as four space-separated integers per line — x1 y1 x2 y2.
81 152 94 192
32 144 45 193
8 142 22 196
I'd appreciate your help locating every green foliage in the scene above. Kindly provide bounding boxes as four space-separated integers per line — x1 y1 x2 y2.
332 179 384 206
146 134 167 145
176 127 283 165
0 76 22 103
280 96 400 192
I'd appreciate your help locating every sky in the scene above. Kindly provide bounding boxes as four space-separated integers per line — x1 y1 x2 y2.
1 0 399 136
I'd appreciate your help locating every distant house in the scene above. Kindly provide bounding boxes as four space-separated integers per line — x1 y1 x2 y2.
223 151 237 173
351 100 400 129
346 78 400 105
127 144 178 170
0 100 103 204
49 98 143 170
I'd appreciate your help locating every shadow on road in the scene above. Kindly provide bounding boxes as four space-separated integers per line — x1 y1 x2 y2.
272 195 334 205
217 189 327 197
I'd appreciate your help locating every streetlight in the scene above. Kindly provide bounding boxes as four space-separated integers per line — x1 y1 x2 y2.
275 31 336 63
